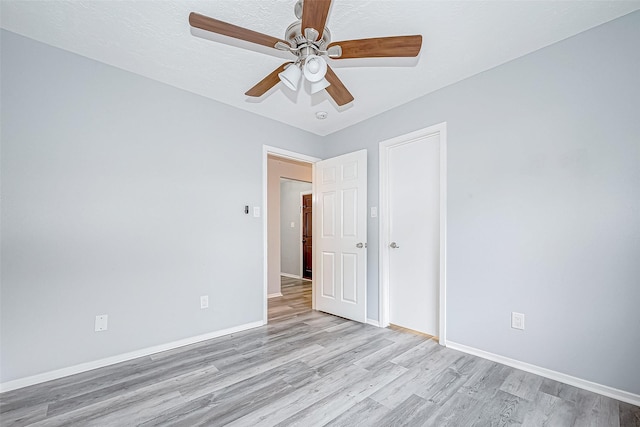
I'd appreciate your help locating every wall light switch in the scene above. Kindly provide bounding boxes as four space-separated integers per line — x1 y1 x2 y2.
371 207 378 218
290 222 295 228
200 295 209 309
95 315 108 332
253 207 260 217
511 312 525 330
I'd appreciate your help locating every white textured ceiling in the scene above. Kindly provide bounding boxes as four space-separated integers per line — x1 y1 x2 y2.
2 1 639 136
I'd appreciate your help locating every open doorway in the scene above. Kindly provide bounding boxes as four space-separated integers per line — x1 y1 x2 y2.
279 179 312 280
264 147 319 323
301 192 312 280
263 146 369 325
270 178 312 323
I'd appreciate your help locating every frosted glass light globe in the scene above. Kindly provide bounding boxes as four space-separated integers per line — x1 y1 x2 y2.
303 55 327 82
307 58 320 73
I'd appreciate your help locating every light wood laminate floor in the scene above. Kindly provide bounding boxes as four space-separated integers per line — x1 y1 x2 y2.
267 276 312 322
1 277 638 426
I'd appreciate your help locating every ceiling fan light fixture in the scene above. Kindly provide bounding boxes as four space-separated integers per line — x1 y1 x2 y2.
310 77 330 94
278 63 302 91
303 55 327 83
189 0 422 107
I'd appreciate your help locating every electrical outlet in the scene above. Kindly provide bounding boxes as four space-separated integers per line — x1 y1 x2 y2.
95 315 108 332
200 295 209 309
511 312 525 330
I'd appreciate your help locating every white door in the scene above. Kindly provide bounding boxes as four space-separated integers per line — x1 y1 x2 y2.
382 127 444 337
314 150 367 322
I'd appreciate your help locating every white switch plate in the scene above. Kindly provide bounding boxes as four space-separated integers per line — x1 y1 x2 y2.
200 295 209 309
511 312 525 330
95 314 108 332
253 207 260 217
290 222 295 228
371 207 377 218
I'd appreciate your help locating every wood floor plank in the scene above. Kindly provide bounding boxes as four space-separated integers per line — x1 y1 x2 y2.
370 346 465 409
43 350 222 417
540 377 622 427
178 343 324 401
389 337 442 367
521 391 577 426
500 369 545 401
0 356 155 412
226 364 372 427
539 377 584 404
160 360 315 427
423 391 485 426
354 332 429 371
0 403 48 427
310 337 395 377
298 326 385 368
140 377 294 426
274 361 408 427
619 401 640 427
375 393 436 427
470 389 530 427
323 397 390 427
416 353 482 405
457 359 511 402
369 364 435 409
32 390 184 427
557 393 619 427
1 277 638 427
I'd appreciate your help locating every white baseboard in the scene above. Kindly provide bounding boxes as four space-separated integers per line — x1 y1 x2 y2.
367 318 380 327
280 273 301 279
268 292 283 298
0 320 264 393
446 341 640 406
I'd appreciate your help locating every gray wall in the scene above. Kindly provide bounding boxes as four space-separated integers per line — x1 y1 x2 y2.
280 179 312 277
323 12 640 395
0 30 323 383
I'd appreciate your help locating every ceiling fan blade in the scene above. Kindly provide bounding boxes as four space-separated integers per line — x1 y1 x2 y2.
328 35 422 59
245 62 292 97
301 0 332 40
324 66 354 106
189 12 287 49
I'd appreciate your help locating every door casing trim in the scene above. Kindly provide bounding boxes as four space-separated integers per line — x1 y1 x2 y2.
378 122 448 345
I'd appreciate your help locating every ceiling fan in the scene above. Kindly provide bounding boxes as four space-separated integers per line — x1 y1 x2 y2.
189 0 422 106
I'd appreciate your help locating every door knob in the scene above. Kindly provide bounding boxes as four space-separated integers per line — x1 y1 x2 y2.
356 242 364 248
389 242 400 249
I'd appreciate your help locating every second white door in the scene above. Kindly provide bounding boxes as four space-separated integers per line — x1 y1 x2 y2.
387 131 441 336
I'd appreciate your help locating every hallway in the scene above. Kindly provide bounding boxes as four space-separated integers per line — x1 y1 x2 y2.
268 276 312 322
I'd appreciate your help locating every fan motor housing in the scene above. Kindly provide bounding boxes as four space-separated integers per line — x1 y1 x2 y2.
284 22 331 55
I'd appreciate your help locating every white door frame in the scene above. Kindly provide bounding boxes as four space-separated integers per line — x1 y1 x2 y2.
299 190 312 279
378 122 448 345
263 145 320 324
